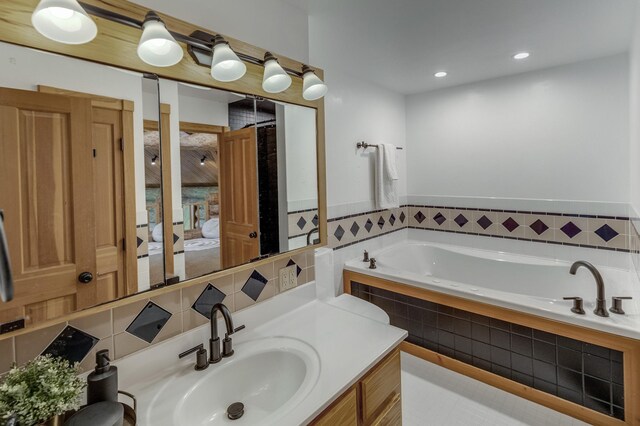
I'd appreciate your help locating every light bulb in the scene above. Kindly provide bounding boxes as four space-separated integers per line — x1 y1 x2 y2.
31 0 97 44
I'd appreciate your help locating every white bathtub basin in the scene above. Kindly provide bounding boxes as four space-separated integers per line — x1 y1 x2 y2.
145 337 320 426
345 240 640 339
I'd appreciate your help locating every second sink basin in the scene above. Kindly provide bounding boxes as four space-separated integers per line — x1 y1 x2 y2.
145 336 320 426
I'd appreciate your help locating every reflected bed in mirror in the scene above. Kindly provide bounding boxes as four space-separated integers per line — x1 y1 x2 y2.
163 81 320 281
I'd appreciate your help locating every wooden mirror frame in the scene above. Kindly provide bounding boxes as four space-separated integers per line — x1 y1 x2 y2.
0 0 327 336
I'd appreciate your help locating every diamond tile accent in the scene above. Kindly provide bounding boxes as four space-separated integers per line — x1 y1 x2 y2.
400 212 406 223
364 219 374 232
126 302 172 343
502 217 519 232
334 225 345 241
287 259 302 276
137 236 143 248
477 215 492 230
297 217 307 230
530 219 549 236
173 233 180 244
192 284 226 319
595 224 619 242
241 270 268 301
454 214 468 228
561 221 582 239
414 211 426 224
350 221 360 236
312 214 319 226
378 216 385 229
389 214 396 226
42 325 98 364
433 212 446 225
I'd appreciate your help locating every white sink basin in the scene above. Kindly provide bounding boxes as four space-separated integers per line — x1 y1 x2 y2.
144 337 320 426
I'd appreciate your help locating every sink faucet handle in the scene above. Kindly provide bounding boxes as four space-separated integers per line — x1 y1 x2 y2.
222 325 246 359
233 324 246 334
363 250 369 262
563 297 585 315
610 296 633 315
369 258 377 269
178 343 209 371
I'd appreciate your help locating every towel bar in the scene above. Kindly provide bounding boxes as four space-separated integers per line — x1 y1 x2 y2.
356 141 403 150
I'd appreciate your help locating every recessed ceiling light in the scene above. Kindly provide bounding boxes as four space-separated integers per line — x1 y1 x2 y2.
513 52 530 60
434 71 447 78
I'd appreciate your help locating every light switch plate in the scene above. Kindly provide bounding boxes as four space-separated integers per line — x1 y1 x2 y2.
279 265 298 292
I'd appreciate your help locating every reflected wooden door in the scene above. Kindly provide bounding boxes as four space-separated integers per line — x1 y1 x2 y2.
0 88 96 325
219 128 259 268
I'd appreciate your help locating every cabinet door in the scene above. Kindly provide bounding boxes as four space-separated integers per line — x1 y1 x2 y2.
0 88 96 324
312 386 358 426
360 349 401 425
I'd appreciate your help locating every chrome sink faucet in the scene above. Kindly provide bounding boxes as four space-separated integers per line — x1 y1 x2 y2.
569 261 608 317
209 303 245 363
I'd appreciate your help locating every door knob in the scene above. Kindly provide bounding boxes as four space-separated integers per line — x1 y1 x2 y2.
78 272 93 284
249 232 257 239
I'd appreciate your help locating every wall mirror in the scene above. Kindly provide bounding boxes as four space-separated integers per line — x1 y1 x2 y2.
159 79 319 282
0 41 166 328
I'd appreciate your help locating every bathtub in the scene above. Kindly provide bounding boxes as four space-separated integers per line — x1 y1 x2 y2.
344 241 640 340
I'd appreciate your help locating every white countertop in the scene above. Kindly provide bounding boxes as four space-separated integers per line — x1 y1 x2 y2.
113 283 407 425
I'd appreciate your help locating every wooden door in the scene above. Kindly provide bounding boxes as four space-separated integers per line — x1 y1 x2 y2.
219 128 260 268
92 107 125 303
0 88 96 325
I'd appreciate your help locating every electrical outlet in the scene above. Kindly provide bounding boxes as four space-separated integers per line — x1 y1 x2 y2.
279 265 298 292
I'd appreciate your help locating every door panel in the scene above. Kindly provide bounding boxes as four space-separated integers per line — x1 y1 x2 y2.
220 128 259 268
0 88 96 325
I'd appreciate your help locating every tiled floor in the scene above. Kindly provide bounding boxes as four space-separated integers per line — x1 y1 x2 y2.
401 352 588 426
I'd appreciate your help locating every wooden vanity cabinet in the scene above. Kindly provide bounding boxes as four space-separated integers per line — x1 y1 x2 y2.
311 347 402 426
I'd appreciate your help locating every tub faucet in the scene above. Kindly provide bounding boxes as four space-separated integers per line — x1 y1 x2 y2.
569 261 608 317
209 303 245 363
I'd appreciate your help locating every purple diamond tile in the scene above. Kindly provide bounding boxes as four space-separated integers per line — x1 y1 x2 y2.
454 214 468 228
334 225 345 241
477 215 492 230
364 219 373 232
350 221 360 236
433 212 446 226
378 216 385 229
502 217 519 232
192 284 226 319
530 219 549 236
389 214 396 226
297 216 307 230
560 221 582 239
414 211 426 224
594 224 619 242
312 214 319 226
400 212 406 223
287 259 302 276
241 270 268 301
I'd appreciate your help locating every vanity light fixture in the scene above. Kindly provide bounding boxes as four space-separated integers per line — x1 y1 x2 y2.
513 52 530 60
151 155 158 165
31 0 97 44
200 155 207 166
434 71 447 78
262 52 292 93
137 11 183 67
210 35 247 82
302 65 328 101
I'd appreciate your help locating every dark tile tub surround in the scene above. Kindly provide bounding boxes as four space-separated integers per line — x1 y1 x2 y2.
351 282 625 421
328 204 631 252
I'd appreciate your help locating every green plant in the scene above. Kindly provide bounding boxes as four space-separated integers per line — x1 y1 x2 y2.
0 355 85 426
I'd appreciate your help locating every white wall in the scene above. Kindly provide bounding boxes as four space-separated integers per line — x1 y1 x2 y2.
284 104 318 211
406 54 630 203
630 3 640 215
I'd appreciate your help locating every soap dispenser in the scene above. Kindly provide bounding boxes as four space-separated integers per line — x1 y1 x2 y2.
86 349 118 405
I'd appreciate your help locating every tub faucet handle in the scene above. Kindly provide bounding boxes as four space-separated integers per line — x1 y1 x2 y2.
369 258 377 269
610 296 632 315
363 250 369 262
563 297 585 315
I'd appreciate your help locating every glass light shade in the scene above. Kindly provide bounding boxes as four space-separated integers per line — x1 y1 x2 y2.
31 0 97 44
137 20 183 67
302 71 328 100
262 59 292 93
210 43 246 82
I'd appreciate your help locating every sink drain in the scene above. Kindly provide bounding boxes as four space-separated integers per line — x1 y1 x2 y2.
227 402 245 420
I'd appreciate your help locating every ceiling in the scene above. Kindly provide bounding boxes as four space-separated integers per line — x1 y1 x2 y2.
303 0 637 94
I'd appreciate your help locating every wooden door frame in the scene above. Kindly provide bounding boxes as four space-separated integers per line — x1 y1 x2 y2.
37 85 138 297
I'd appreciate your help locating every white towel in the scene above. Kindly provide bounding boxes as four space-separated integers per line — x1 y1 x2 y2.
375 143 399 209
